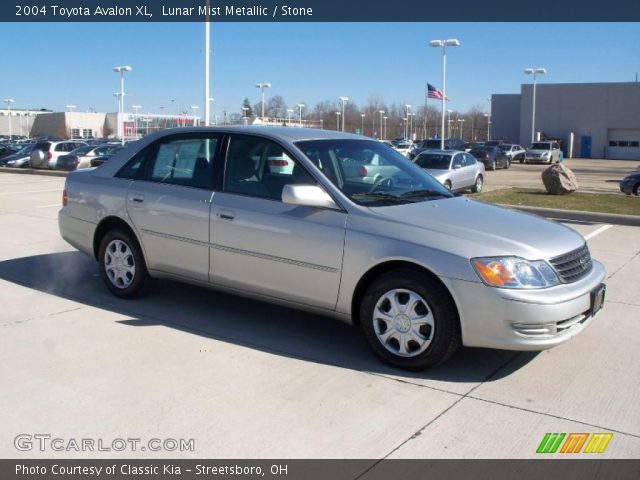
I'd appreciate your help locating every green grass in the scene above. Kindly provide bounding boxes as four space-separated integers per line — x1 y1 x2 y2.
472 188 640 216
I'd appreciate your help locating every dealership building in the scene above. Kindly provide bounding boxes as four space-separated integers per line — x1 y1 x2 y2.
491 82 640 160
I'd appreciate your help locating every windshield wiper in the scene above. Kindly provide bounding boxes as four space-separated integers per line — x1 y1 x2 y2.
352 192 414 203
400 189 450 199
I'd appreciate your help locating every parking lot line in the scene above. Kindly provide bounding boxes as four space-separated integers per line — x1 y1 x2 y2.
584 224 614 240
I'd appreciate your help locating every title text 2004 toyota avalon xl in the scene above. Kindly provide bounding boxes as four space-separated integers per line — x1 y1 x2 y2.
59 127 606 370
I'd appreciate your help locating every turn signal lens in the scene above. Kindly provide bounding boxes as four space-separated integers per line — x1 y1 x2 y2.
62 189 68 207
473 260 514 286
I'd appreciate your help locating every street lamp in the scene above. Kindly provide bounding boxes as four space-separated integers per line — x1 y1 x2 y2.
208 98 215 125
429 39 460 150
378 110 385 139
338 96 349 132
360 113 365 135
297 103 305 127
320 118 324 130
286 109 293 124
335 111 341 131
524 67 546 144
190 105 199 126
458 118 465 139
242 107 249 125
4 98 14 140
383 116 388 140
404 104 412 139
408 112 415 141
447 109 453 138
113 65 132 146
484 113 491 141
66 104 76 112
255 82 272 120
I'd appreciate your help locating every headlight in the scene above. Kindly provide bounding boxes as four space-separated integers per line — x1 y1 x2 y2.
541 152 550 157
471 256 559 289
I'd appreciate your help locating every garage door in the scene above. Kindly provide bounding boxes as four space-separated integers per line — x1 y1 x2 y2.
606 129 640 160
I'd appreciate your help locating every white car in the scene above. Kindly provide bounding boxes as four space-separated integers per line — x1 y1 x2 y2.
525 141 561 164
30 140 87 169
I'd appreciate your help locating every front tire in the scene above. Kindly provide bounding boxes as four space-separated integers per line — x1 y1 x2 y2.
444 180 452 190
471 175 483 193
98 228 150 298
490 159 497 170
634 183 640 196
360 269 461 370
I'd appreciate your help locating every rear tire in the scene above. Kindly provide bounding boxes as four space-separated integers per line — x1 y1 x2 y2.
98 228 150 299
444 180 452 190
634 183 640 196
491 160 497 171
505 159 511 169
360 268 461 370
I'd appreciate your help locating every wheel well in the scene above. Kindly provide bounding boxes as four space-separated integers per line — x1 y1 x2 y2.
93 216 138 260
350 261 458 326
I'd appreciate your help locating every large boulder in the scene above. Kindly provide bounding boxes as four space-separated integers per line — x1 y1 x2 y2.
541 163 578 195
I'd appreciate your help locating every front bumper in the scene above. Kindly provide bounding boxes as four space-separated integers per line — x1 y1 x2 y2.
442 260 606 351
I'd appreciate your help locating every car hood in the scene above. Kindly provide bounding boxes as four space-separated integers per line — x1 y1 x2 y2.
368 197 584 260
527 149 551 154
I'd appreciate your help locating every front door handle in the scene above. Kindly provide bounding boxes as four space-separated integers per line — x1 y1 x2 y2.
132 195 145 203
219 213 234 221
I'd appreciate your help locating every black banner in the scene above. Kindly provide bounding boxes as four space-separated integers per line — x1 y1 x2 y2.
3 460 640 480
3 0 640 22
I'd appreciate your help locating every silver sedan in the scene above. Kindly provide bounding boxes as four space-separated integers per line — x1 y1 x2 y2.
413 149 485 193
59 127 606 370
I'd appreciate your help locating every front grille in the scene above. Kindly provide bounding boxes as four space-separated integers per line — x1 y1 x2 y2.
549 244 592 283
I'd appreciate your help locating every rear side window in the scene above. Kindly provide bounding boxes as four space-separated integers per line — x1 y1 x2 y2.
36 142 51 152
146 137 218 189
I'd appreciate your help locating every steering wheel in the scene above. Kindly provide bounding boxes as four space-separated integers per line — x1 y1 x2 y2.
369 176 394 193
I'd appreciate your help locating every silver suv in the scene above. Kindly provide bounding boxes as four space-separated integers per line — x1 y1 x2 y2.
525 141 561 164
58 127 606 370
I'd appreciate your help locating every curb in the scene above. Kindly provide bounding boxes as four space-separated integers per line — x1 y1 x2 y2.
501 204 640 227
0 167 67 178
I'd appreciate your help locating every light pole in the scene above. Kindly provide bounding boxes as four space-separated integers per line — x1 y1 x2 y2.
524 67 546 144
404 104 412 139
360 113 365 135
458 118 465 139
208 98 215 125
297 103 304 127
255 82 271 120
4 99 14 140
429 39 460 150
286 109 293 124
190 105 199 126
335 111 341 131
113 65 132 146
378 110 385 139
338 96 349 132
66 104 76 112
484 113 491 141
242 107 249 125
383 116 388 140
132 105 141 137
447 109 453 138
408 112 415 141
320 118 324 130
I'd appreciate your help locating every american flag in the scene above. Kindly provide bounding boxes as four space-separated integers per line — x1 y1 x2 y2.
427 83 449 101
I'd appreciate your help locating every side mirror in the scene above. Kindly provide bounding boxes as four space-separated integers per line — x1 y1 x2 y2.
453 164 462 169
282 184 340 210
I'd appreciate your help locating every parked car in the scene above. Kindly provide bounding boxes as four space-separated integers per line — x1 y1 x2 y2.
408 138 465 160
499 144 527 163
59 126 606 370
392 141 414 158
0 143 37 167
484 140 506 147
56 144 123 171
468 145 510 170
620 171 640 196
413 150 484 193
463 142 484 152
0 143 19 160
30 140 87 169
525 141 561 164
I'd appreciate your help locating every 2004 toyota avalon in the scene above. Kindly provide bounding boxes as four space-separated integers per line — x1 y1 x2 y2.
59 127 606 370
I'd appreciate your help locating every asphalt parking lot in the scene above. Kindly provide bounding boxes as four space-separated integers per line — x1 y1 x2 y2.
483 157 639 194
0 171 639 460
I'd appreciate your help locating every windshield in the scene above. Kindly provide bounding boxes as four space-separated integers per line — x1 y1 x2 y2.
294 139 453 206
414 153 451 170
499 145 511 151
70 145 93 155
531 142 551 150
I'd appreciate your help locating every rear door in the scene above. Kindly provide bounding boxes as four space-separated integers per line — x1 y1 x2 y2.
125 134 219 282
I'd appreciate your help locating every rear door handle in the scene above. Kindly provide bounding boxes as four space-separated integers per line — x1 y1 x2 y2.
131 194 145 203
219 213 234 220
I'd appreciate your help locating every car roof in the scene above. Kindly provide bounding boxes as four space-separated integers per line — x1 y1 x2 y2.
145 126 366 143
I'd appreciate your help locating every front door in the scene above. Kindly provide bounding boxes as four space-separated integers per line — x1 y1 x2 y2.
209 134 346 310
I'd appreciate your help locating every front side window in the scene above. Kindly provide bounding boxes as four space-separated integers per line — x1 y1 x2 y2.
414 153 451 170
295 139 452 206
224 136 314 201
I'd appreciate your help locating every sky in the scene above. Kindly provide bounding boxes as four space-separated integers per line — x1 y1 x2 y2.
1 22 639 117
